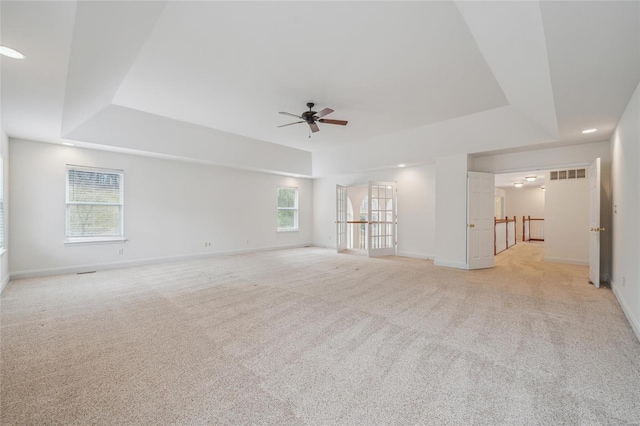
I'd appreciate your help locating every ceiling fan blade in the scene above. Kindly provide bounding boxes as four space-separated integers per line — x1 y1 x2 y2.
314 108 334 118
309 122 320 133
279 112 303 119
319 119 348 126
278 121 304 128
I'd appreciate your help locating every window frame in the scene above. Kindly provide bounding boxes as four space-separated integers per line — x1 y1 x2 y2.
64 165 126 244
277 186 299 232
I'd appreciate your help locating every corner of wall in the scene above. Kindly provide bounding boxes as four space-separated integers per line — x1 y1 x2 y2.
1 130 9 293
0 264 9 294
609 80 640 343
611 279 640 343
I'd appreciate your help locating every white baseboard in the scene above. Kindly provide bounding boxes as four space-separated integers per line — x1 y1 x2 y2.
10 243 313 280
0 273 9 294
611 279 640 343
543 256 589 266
434 259 468 270
397 251 433 260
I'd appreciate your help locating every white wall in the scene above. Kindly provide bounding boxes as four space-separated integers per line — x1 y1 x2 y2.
434 154 470 268
313 164 435 259
346 186 368 218
494 187 506 219
544 171 589 265
474 141 611 174
503 187 545 241
9 139 312 277
610 81 640 341
0 130 9 291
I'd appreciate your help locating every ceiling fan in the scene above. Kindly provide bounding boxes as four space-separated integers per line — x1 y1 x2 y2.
278 102 348 134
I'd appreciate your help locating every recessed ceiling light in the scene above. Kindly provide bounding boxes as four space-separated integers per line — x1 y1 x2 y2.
514 182 524 188
62 142 75 146
398 164 405 168
525 176 537 182
582 128 597 134
0 46 26 59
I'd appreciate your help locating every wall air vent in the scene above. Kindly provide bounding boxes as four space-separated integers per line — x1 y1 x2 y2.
549 168 587 181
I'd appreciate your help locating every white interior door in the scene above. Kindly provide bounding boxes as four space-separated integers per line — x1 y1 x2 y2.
467 172 495 269
336 184 348 253
589 158 601 287
367 181 396 257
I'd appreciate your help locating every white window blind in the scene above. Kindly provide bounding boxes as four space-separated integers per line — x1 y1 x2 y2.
0 157 4 249
66 165 124 240
277 187 298 231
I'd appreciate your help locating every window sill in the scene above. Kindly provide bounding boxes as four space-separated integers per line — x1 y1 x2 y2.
277 228 299 233
64 237 127 246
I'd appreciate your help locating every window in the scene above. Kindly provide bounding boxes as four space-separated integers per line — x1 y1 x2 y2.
66 165 124 242
277 187 298 231
0 157 4 250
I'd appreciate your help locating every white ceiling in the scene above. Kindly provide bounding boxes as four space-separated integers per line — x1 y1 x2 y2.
113 1 508 150
1 1 639 176
495 171 546 189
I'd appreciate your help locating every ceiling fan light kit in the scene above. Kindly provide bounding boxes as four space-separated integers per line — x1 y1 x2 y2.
278 102 348 136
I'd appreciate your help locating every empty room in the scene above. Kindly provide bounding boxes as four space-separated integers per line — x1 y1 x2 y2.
1 1 639 424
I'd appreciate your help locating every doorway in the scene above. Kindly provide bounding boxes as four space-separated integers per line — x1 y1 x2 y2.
336 181 398 257
494 170 546 250
492 163 604 286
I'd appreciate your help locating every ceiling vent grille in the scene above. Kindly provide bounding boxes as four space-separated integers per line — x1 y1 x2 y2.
549 168 587 181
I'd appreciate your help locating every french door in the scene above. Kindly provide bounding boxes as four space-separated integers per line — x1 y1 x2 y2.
336 184 347 252
367 181 397 257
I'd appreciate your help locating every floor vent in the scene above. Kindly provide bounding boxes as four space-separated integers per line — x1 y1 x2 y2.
549 168 587 181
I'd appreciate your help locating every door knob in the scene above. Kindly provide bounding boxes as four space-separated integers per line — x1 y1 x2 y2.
468 224 475 228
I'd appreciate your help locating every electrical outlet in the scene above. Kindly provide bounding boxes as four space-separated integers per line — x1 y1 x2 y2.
246 239 250 245
204 242 212 247
622 276 626 287
117 248 124 255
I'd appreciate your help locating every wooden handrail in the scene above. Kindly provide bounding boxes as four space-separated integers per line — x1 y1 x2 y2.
495 216 516 255
495 218 516 224
523 215 545 242
342 220 396 224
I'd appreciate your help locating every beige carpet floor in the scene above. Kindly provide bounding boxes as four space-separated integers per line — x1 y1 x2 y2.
1 243 639 424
